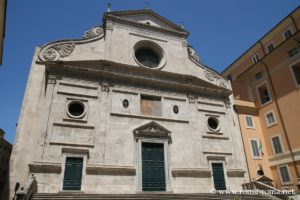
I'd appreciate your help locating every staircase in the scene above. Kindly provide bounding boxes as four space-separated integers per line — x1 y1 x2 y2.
31 193 273 200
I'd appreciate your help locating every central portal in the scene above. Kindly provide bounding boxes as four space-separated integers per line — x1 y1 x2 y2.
142 142 166 191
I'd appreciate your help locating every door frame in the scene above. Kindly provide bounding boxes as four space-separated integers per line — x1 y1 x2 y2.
60 153 87 192
209 160 228 191
136 138 171 192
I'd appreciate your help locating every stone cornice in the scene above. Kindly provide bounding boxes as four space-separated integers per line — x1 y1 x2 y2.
103 9 189 37
39 60 231 98
171 168 211 178
104 15 189 38
86 164 136 176
234 104 259 116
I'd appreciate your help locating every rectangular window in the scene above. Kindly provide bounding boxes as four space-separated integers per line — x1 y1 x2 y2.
250 139 260 158
284 29 293 40
288 47 299 58
140 95 162 116
279 165 291 183
267 43 275 53
257 82 271 105
255 72 263 81
245 115 255 128
272 136 283 154
291 63 300 86
265 111 276 127
252 54 260 64
63 157 83 191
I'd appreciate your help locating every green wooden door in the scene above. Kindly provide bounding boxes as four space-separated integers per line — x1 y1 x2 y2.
63 157 83 190
212 163 226 190
142 142 166 191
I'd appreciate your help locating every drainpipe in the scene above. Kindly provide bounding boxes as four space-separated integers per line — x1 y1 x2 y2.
261 61 300 185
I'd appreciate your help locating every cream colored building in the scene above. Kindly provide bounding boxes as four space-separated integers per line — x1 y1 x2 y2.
10 9 249 197
222 6 300 191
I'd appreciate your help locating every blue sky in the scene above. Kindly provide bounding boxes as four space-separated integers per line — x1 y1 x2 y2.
0 0 299 143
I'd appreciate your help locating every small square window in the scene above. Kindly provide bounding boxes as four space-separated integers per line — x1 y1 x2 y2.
265 111 277 127
278 165 291 184
271 136 283 154
245 115 255 128
284 29 293 40
252 54 260 64
255 72 263 81
291 63 300 86
267 43 275 53
257 82 271 105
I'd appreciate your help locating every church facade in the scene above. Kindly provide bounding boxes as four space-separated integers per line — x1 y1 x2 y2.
10 9 249 196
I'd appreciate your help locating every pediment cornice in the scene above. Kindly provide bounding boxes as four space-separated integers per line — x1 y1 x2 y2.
133 121 171 142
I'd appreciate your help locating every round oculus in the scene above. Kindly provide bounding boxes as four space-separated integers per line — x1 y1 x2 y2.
123 99 129 108
67 101 86 119
207 117 220 131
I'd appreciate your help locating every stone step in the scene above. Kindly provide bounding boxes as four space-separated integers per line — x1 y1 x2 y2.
31 193 272 200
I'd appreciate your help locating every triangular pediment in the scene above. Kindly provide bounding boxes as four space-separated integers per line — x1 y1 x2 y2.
133 121 171 142
104 9 189 36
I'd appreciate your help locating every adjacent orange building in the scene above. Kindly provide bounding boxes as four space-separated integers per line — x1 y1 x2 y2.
222 6 300 191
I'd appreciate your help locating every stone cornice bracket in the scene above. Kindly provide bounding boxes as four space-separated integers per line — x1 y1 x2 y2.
133 121 172 143
47 74 57 84
204 70 228 89
38 26 104 62
187 94 197 104
187 45 200 63
100 81 110 92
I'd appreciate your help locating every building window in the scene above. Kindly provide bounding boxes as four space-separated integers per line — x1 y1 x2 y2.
271 136 283 154
265 111 277 127
266 43 275 53
288 47 299 58
67 101 86 119
207 116 220 132
283 29 293 40
290 63 300 86
257 82 271 105
245 115 255 129
227 74 232 82
63 157 83 191
250 139 260 158
140 95 162 116
252 54 260 64
123 99 129 108
278 165 291 184
255 72 263 81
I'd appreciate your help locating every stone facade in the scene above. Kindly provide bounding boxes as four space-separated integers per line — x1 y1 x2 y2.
10 9 249 196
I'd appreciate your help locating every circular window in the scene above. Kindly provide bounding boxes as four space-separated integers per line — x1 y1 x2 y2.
123 99 129 108
173 105 179 114
207 117 220 131
133 40 166 69
67 101 85 119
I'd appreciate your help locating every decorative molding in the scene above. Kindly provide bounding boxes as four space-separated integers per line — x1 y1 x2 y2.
202 135 229 140
199 109 225 115
204 70 228 89
234 105 258 116
29 162 61 174
83 26 104 39
110 112 189 124
62 147 90 159
42 43 75 61
48 74 57 84
57 91 98 99
53 122 94 129
226 169 246 177
172 168 211 178
49 141 94 148
133 121 172 143
187 94 197 104
86 165 136 176
187 45 200 63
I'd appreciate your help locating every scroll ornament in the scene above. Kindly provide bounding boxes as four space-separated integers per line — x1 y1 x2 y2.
188 46 200 62
83 26 104 39
204 70 228 89
43 43 75 61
